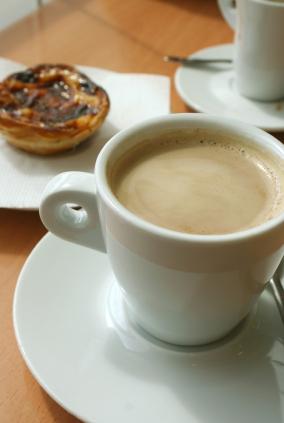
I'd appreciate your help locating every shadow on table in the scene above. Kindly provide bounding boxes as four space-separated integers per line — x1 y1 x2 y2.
0 209 45 255
275 132 284 144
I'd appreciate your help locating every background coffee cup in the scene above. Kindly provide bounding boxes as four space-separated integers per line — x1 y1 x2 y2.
39 114 284 346
218 0 284 101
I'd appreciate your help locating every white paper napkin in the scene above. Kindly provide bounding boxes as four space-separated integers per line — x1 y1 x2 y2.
0 58 170 209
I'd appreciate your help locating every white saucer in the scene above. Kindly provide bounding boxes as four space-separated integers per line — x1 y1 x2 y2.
175 44 284 132
13 233 284 423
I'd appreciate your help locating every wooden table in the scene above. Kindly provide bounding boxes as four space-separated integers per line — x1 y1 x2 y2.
0 1 233 421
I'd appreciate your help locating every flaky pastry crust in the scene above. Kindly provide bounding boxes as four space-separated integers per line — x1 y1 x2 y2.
0 64 110 155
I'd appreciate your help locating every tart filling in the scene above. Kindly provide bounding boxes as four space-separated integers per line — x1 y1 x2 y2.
0 64 110 154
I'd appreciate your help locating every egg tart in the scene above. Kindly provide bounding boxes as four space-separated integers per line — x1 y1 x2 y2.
0 64 110 155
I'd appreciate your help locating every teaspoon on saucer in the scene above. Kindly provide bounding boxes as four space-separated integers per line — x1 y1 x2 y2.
164 55 233 66
269 260 284 324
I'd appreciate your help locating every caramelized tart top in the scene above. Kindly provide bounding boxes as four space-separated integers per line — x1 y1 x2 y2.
0 64 109 133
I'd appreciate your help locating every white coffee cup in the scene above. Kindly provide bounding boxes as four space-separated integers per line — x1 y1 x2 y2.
39 114 284 346
218 0 284 101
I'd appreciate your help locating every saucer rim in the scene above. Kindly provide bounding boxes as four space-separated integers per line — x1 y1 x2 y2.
12 233 89 423
174 43 284 133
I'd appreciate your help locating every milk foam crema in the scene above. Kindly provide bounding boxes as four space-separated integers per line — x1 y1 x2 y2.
110 135 284 235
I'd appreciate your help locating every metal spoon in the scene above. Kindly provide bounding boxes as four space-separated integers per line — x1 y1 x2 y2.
269 260 284 324
163 55 232 66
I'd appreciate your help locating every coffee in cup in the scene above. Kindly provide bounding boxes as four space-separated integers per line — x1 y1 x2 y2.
110 133 284 235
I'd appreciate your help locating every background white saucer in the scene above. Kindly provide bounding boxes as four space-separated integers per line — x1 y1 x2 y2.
175 44 284 132
13 234 284 423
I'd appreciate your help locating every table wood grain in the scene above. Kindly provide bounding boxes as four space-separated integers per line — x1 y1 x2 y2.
0 1 233 421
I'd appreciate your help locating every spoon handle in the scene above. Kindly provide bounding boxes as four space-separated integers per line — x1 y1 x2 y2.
270 273 284 324
164 55 233 65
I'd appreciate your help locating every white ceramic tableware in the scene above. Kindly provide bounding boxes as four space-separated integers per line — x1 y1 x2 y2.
175 44 284 132
39 114 284 346
13 233 284 423
218 0 284 101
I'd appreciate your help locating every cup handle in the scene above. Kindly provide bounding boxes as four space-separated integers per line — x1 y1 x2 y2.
39 171 106 253
218 0 236 30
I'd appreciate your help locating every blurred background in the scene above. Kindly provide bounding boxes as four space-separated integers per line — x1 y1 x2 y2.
0 0 49 30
